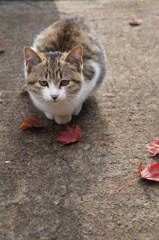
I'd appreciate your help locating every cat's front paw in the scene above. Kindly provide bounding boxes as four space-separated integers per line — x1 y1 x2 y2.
55 115 72 124
73 105 82 116
45 112 55 120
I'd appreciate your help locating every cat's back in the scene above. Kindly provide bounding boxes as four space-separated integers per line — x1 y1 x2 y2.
33 17 106 90
33 17 104 57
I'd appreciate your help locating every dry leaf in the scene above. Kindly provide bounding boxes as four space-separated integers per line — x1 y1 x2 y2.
20 120 29 131
57 124 82 144
29 118 42 126
119 161 159 191
137 161 159 181
0 46 5 54
129 17 143 26
0 40 8 54
0 91 3 103
56 124 106 145
20 113 42 131
147 136 159 156
21 83 27 91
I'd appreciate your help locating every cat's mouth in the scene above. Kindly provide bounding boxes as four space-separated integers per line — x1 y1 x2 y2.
51 99 60 103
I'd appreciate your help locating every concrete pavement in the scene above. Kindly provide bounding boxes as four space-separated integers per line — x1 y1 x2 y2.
1 1 159 239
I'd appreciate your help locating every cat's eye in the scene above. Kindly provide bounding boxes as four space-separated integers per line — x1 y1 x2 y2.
39 80 48 87
60 80 70 87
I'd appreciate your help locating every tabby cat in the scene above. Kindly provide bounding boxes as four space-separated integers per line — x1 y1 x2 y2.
24 17 107 124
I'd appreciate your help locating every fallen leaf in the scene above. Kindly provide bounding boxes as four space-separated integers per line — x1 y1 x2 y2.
0 91 3 103
147 147 159 156
119 161 159 191
137 161 159 181
20 113 42 131
29 118 42 126
147 136 159 156
57 124 82 144
152 138 159 148
118 177 140 191
20 120 29 131
0 46 5 54
0 40 8 54
129 17 143 26
56 124 106 145
21 83 27 91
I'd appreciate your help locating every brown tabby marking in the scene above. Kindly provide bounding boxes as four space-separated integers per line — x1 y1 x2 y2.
24 17 107 124
33 17 106 87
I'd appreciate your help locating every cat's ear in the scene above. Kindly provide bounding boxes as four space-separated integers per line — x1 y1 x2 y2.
24 47 42 73
65 45 83 70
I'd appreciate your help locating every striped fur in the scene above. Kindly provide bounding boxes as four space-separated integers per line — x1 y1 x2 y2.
24 17 107 124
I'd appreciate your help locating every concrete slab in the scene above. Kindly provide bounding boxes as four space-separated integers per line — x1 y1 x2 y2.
0 0 159 239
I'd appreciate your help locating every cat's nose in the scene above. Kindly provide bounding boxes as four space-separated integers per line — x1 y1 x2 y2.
51 94 59 100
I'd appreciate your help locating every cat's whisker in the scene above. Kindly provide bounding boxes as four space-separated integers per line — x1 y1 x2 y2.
66 98 78 109
64 99 74 113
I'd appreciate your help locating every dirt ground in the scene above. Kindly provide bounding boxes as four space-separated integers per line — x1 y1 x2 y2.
1 0 159 239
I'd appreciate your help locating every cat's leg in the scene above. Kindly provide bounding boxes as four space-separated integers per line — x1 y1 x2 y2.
73 104 82 116
55 115 72 124
45 112 55 120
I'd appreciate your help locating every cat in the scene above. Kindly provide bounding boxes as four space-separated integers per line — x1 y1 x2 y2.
24 17 107 124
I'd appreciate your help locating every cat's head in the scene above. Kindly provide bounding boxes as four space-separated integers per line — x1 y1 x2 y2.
24 45 83 102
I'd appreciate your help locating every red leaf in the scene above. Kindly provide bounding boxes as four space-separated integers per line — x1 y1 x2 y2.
56 124 106 145
147 147 159 156
21 83 27 91
29 118 42 126
75 124 82 141
129 17 143 26
57 124 82 144
0 40 7 54
119 161 159 191
152 137 159 148
0 46 5 54
147 136 159 156
137 161 159 181
20 113 42 131
20 120 29 131
0 91 3 103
